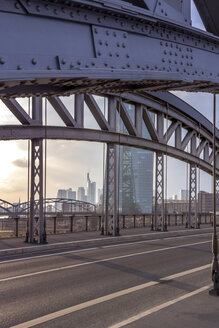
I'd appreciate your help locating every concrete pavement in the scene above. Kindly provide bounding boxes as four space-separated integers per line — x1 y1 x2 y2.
0 227 218 327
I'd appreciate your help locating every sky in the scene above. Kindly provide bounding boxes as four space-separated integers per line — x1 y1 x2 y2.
0 1 218 204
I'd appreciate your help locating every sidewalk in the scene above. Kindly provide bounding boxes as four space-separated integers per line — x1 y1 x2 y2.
0 225 213 257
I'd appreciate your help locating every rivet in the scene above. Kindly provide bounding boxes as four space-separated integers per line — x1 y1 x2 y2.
106 30 110 36
15 2 20 9
70 12 74 18
77 61 81 65
17 65 22 70
0 57 5 64
113 32 117 37
97 51 101 56
62 59 66 65
32 58 37 65
99 40 103 45
54 8 57 15
36 5 40 12
116 53 119 57
109 52 112 57
94 28 98 34
47 65 52 70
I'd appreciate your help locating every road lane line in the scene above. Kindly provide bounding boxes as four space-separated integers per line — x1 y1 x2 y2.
9 265 211 328
0 240 210 282
109 284 212 328
0 227 212 254
0 232 211 265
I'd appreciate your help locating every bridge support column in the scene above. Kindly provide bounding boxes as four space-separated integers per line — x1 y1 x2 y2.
105 143 119 236
188 164 198 229
28 97 46 244
154 153 166 231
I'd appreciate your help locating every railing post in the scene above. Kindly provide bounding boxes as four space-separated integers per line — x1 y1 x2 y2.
15 217 19 237
54 216 57 234
85 216 88 232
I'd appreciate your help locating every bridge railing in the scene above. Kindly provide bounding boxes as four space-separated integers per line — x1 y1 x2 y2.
0 213 215 238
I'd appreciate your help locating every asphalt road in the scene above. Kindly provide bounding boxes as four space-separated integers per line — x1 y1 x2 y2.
0 229 217 328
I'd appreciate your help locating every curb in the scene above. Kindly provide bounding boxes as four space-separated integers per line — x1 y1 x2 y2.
0 227 213 257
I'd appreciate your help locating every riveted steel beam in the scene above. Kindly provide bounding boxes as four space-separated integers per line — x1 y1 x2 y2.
0 1 218 96
1 98 32 125
47 96 77 127
28 97 47 244
104 143 119 236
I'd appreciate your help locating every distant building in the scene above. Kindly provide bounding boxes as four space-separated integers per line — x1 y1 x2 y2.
57 189 67 199
67 188 76 200
164 200 189 214
119 103 153 214
198 191 219 213
179 189 189 201
90 182 96 204
77 187 86 202
98 188 103 204
172 194 178 200
87 173 96 204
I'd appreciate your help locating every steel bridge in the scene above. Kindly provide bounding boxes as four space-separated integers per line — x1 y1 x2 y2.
0 0 218 245
0 198 96 217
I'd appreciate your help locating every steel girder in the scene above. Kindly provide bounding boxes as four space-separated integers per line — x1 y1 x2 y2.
0 92 218 177
104 143 119 236
28 97 47 243
194 0 219 37
0 1 218 96
188 164 199 229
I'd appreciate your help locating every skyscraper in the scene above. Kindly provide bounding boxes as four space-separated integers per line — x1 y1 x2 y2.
87 173 96 204
77 187 86 202
67 188 76 200
57 189 67 199
119 103 153 214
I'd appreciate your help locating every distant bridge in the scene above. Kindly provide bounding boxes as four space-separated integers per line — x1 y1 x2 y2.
0 198 96 217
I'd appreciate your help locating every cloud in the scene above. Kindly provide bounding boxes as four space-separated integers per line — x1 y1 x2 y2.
12 158 28 168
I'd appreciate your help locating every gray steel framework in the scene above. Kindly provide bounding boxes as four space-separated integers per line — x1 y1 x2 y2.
0 91 218 242
0 1 219 97
104 143 119 236
188 164 198 229
154 153 165 231
28 97 46 243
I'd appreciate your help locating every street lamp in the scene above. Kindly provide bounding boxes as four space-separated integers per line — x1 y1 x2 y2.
209 94 219 296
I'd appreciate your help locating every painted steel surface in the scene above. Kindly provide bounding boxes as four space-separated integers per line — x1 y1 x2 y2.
0 0 218 96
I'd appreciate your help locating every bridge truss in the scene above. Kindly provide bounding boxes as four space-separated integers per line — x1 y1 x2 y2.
0 92 218 241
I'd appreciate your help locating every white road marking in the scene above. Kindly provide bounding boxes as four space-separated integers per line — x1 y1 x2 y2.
9 265 211 328
0 232 211 265
0 240 210 282
109 284 211 328
0 227 212 254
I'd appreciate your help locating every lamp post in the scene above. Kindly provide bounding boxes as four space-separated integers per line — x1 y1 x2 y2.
209 94 219 296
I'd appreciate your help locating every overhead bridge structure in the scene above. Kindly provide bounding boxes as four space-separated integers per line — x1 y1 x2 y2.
0 0 218 243
0 0 219 96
